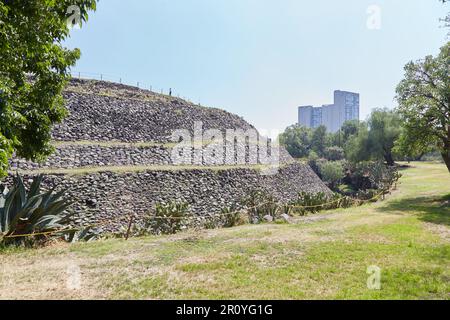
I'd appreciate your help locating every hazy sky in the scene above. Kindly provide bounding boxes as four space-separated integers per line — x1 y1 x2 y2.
65 0 449 133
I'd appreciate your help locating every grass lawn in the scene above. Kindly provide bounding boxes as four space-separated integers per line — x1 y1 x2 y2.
0 162 449 300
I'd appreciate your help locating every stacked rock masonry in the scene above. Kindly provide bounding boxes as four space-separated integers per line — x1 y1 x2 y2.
5 79 331 232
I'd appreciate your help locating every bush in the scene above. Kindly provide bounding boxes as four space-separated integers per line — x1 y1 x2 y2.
356 189 380 202
204 206 241 229
241 190 262 218
240 190 280 223
318 161 345 190
290 191 356 216
146 201 189 235
307 151 327 177
0 174 74 246
291 192 331 215
344 161 400 191
281 204 293 216
221 206 241 228
279 125 312 158
324 146 345 161
421 151 443 162
337 184 356 196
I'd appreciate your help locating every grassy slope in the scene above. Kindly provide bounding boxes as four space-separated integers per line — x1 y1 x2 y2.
0 162 449 300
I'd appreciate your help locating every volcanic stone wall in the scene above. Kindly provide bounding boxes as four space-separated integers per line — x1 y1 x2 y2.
53 80 255 143
9 143 295 170
8 163 328 232
4 79 331 232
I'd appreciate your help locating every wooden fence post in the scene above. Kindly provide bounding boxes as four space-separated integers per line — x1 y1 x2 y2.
125 215 135 241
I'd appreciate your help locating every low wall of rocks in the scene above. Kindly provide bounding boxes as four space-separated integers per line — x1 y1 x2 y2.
10 143 294 170
1 163 330 233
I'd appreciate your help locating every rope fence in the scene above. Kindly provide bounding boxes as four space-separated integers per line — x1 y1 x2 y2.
1 186 391 240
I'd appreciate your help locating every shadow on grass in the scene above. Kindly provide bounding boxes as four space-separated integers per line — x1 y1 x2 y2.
397 164 412 171
376 194 450 227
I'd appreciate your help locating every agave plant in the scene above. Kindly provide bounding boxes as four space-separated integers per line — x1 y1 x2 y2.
65 226 99 243
0 174 74 244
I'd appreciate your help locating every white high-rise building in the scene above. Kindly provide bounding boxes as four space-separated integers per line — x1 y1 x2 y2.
297 90 359 132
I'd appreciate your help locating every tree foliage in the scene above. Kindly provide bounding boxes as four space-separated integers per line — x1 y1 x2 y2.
367 109 402 165
311 125 328 157
279 124 312 158
280 121 367 161
395 42 450 172
323 146 345 161
280 124 335 159
318 161 344 190
345 109 401 166
341 120 362 144
344 123 370 163
439 0 450 37
0 0 97 178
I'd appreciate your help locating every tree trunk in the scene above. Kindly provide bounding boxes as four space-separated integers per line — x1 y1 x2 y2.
415 152 426 161
443 126 450 173
442 152 450 173
384 152 395 166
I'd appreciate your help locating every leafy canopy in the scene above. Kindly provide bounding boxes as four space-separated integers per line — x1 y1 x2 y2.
0 0 97 177
279 124 312 158
395 42 450 171
345 109 401 166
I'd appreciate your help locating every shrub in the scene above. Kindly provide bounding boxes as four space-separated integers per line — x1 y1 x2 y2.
344 161 400 191
324 146 345 161
337 184 357 196
241 190 280 223
146 201 189 235
202 205 241 229
202 216 221 230
290 191 355 216
221 206 241 228
0 175 73 246
240 189 266 223
355 189 380 202
307 151 326 177
291 192 331 215
281 204 293 216
318 161 345 190
257 194 280 220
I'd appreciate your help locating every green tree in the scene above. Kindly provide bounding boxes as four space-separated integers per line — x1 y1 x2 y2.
341 120 362 143
344 109 401 166
367 109 402 166
329 131 341 147
330 119 364 149
439 0 449 37
323 146 345 161
395 42 450 172
318 161 344 190
279 125 312 158
393 130 433 161
0 1 97 177
344 123 371 163
311 125 329 157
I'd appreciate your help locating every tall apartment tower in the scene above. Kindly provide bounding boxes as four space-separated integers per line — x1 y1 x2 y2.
297 90 359 132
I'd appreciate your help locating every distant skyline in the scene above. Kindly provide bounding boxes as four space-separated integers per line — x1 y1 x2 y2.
64 0 449 133
298 90 360 133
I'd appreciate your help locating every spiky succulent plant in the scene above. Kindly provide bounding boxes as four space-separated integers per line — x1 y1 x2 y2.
0 174 73 244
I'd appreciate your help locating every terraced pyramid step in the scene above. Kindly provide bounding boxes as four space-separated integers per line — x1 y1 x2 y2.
3 78 331 233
